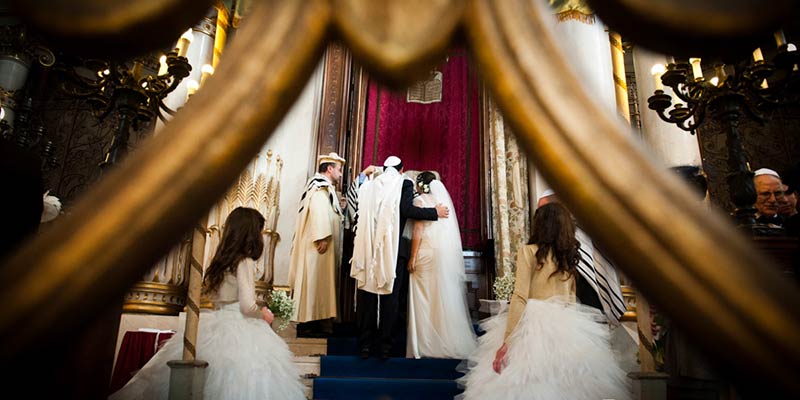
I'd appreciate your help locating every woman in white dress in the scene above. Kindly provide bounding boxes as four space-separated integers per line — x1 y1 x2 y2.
458 203 630 400
110 207 305 400
406 171 477 359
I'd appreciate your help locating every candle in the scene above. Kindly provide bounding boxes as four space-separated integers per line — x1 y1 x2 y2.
157 55 168 76
689 58 703 80
186 79 199 101
650 64 666 91
775 30 787 48
175 29 193 58
753 48 764 62
200 64 215 87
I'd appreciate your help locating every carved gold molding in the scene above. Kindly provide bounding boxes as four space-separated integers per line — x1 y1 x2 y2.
122 282 187 315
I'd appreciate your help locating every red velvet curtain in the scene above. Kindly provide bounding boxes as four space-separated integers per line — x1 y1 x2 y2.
109 331 174 393
362 50 482 248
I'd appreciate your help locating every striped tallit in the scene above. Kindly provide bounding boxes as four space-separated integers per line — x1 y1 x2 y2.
575 227 626 323
298 174 341 216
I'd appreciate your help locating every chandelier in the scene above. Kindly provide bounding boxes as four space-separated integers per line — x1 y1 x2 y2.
647 31 799 232
55 50 191 168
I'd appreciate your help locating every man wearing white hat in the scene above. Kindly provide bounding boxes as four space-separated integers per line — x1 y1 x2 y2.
288 152 346 336
753 167 786 226
351 155 449 359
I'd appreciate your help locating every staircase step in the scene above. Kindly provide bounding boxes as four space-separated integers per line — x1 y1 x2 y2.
319 355 463 380
313 377 461 400
294 355 321 378
301 378 314 400
288 337 328 356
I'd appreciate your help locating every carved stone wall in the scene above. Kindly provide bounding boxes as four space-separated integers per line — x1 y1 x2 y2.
35 71 153 207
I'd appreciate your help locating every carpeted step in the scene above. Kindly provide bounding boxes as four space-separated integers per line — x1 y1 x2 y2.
313 377 461 400
326 336 359 356
320 355 463 380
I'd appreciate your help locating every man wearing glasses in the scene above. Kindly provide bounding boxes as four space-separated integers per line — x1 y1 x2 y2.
754 168 786 227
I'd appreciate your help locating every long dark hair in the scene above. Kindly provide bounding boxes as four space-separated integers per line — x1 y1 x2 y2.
202 207 265 295
528 202 580 277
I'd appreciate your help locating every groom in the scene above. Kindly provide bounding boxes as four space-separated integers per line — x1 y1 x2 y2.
351 156 449 359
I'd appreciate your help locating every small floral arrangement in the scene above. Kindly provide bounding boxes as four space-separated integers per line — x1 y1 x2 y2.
417 180 431 194
492 271 515 301
267 289 295 331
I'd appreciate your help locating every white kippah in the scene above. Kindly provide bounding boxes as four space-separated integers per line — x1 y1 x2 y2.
754 168 780 179
538 189 555 201
383 155 402 168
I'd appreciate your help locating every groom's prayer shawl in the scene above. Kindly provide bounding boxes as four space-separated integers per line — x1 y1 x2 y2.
575 227 627 323
350 168 405 295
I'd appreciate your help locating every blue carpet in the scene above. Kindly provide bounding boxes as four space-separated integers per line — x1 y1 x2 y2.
321 355 463 380
315 343 466 399
313 377 461 400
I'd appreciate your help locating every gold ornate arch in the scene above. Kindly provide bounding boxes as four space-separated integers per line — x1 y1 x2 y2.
2 0 799 392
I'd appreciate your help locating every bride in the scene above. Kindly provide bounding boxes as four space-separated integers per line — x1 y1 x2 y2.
406 171 477 359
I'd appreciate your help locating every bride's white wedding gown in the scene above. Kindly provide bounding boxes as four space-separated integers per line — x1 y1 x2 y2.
407 180 478 359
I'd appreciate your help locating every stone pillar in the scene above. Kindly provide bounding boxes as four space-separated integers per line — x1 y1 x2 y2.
633 47 701 167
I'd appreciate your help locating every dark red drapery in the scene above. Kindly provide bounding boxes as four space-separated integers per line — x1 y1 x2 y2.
362 50 482 248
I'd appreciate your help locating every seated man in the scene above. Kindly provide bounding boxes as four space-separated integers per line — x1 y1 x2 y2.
753 168 785 227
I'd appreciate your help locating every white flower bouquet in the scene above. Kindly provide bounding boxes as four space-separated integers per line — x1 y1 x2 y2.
492 271 515 301
267 290 295 331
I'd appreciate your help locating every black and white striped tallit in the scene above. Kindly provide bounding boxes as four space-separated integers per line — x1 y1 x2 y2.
298 174 341 216
344 180 359 231
575 227 627 323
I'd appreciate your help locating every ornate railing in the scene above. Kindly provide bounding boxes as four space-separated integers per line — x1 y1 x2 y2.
0 0 798 394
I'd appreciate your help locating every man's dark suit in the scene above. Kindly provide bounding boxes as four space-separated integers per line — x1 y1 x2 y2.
357 178 438 357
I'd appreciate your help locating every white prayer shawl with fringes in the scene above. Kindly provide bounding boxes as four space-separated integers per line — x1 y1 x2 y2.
350 168 405 295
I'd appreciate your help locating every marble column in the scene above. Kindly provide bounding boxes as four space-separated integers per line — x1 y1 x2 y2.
633 47 701 167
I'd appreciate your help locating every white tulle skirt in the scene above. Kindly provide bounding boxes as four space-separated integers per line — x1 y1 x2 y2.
457 297 631 400
109 303 305 400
